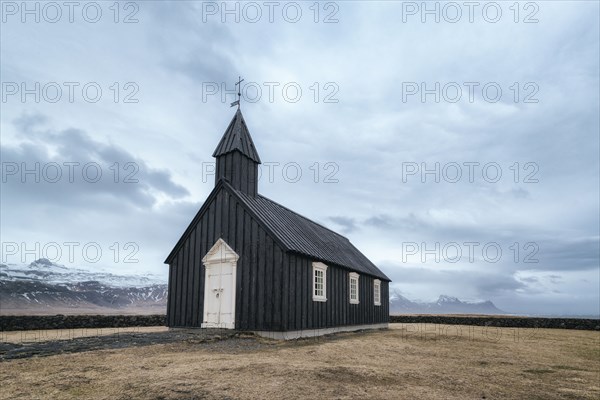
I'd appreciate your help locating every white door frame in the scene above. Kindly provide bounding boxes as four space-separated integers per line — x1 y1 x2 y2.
201 239 239 329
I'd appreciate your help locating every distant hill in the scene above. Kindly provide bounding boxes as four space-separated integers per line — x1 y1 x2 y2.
0 259 167 315
390 291 506 315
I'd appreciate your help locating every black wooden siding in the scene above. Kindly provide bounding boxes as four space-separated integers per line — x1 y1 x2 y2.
215 151 258 197
280 253 389 331
167 187 389 331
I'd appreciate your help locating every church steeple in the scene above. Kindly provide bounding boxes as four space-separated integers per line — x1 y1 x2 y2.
213 109 261 196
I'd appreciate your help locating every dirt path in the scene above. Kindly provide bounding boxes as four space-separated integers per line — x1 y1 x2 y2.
0 328 242 360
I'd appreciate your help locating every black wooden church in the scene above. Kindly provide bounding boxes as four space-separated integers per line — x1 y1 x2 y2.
165 109 390 338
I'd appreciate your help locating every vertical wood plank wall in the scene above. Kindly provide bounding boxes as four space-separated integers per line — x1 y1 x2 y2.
167 187 390 330
215 152 258 196
280 254 389 331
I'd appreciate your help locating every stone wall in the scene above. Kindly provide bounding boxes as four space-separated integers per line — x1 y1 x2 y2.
1 314 598 332
0 314 166 331
389 315 599 331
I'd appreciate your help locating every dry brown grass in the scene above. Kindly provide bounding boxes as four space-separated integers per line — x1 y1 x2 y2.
1 323 599 400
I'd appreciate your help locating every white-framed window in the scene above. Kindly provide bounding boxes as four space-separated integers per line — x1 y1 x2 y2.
349 272 359 304
374 279 381 306
312 262 328 302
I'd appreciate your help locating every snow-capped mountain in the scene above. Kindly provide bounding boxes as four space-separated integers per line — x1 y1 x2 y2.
0 259 167 314
1 258 166 288
390 291 505 315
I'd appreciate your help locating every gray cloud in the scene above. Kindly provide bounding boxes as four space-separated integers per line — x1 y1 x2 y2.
0 1 597 314
328 216 357 234
3 113 189 211
144 3 238 86
383 264 527 297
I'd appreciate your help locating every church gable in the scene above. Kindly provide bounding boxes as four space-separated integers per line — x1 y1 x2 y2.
165 181 286 266
165 180 288 329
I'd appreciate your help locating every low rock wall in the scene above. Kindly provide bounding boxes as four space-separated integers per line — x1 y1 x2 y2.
389 315 599 331
1 314 598 332
0 314 166 331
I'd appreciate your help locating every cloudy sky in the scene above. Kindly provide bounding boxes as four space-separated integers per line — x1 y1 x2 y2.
1 1 598 315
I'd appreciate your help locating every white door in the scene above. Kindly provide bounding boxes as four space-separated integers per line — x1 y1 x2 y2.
201 239 238 329
203 262 235 328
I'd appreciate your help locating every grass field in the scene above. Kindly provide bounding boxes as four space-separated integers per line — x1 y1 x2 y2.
1 323 598 399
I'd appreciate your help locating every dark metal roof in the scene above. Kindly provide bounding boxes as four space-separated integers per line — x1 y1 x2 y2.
229 184 391 281
212 109 261 163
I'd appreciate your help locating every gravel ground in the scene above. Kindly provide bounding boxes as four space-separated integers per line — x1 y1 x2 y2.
0 329 268 360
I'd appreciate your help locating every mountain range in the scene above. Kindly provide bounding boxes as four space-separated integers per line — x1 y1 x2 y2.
390 291 505 315
0 259 168 315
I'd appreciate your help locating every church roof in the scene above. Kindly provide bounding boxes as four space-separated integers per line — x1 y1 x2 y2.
212 109 261 163
228 183 391 281
164 180 390 281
